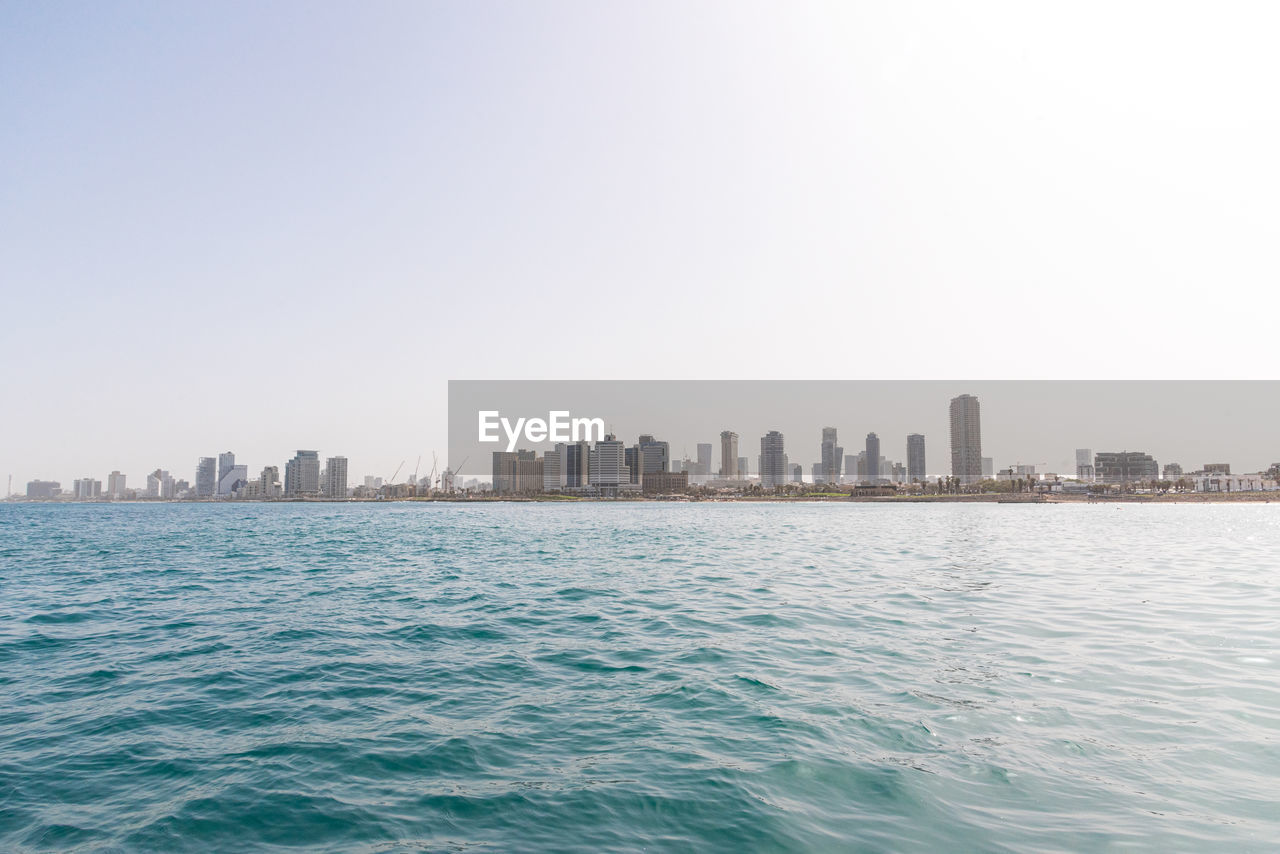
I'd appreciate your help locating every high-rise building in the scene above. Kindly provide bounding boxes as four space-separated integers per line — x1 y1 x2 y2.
1094 451 1159 484
843 454 858 483
696 443 712 482
285 451 320 497
820 427 842 484
589 435 627 490
564 441 590 487
760 430 787 487
637 435 670 474
217 452 237 495
624 446 645 484
907 434 926 482
791 463 804 483
543 447 564 492
219 465 248 496
865 433 881 482
1075 448 1095 482
738 456 749 477
720 431 739 478
195 457 217 497
950 394 983 484
107 471 127 498
324 456 348 499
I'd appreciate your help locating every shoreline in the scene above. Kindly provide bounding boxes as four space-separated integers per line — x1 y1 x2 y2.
5 493 1277 506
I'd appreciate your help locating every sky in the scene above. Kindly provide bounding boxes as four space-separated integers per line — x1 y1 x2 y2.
3 1 1279 489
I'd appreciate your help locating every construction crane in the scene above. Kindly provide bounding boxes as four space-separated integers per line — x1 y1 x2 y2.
412 456 421 484
389 460 405 484
427 453 439 491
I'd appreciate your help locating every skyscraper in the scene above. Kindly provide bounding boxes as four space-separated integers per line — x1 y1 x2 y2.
760 430 787 487
865 432 881 482
589 435 627 491
217 451 236 496
195 457 216 497
907 434 926 482
285 450 320 497
820 427 842 484
720 431 739 478
325 456 348 499
637 435 670 474
696 443 712 482
949 394 983 484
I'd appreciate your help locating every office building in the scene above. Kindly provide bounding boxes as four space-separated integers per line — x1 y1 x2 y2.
107 471 126 498
564 441 590 488
950 394 983 484
219 465 248 496
625 446 645 484
589 435 627 489
820 427 842 484
907 434 926 482
760 430 787 487
720 431 739 477
217 452 237 496
865 432 881 482
195 457 216 497
285 450 321 497
637 435 670 474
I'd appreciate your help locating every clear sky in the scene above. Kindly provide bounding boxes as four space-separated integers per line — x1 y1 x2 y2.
4 1 1278 488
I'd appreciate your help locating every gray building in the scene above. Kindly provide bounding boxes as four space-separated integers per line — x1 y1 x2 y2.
760 430 787 487
1095 451 1159 484
907 434 926 482
637 435 670 474
107 471 127 498
950 394 983 484
865 432 881 482
195 457 217 497
324 456 348 499
285 450 321 497
217 451 237 496
820 427 842 484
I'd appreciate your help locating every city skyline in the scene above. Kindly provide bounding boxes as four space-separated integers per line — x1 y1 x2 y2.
17 383 1280 499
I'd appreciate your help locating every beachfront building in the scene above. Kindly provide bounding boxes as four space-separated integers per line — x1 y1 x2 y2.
950 394 983 484
642 470 689 494
865 433 881 482
720 431 738 478
820 427 842 484
1075 449 1094 482
638 435 670 475
760 430 788 487
107 471 127 498
1094 451 1159 484
324 456 348 499
907 434 926 482
195 457 216 497
285 451 321 497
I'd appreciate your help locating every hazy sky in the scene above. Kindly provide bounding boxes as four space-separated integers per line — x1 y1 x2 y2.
4 2 1279 488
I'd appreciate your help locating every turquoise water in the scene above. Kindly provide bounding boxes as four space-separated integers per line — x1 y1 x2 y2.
2 502 1278 852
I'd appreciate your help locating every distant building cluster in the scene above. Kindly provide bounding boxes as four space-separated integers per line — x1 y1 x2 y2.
12 392 1280 501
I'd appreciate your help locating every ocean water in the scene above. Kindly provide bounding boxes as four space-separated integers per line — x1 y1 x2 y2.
1 502 1278 853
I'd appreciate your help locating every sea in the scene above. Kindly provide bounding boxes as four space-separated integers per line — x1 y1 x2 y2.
1 501 1277 852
